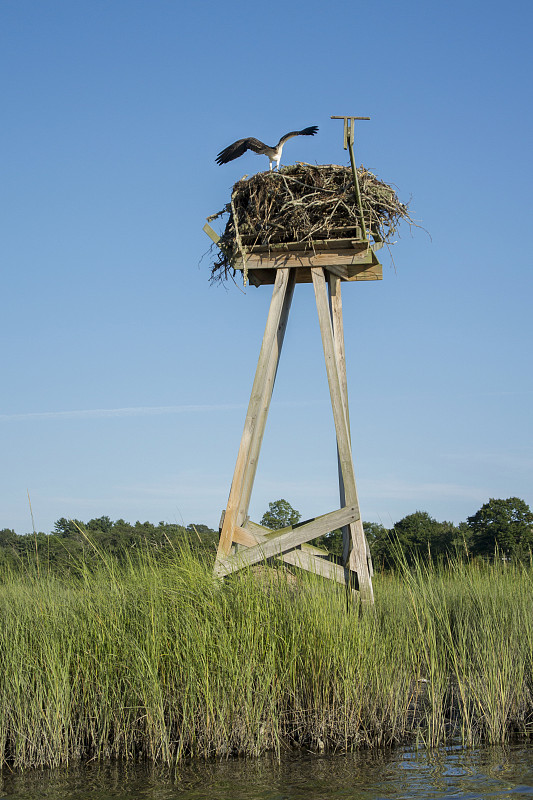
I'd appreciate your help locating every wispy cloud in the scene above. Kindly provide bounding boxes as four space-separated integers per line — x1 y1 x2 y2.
0 403 246 422
0 398 320 423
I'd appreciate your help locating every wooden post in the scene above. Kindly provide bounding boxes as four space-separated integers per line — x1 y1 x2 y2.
236 269 296 528
327 274 373 578
312 267 374 604
216 268 293 561
327 273 351 564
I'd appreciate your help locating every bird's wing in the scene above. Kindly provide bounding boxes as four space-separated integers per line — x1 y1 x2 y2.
215 137 270 165
277 125 319 146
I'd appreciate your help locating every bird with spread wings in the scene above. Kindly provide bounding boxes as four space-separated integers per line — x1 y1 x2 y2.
216 125 318 172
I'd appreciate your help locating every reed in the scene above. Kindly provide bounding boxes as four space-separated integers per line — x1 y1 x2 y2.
0 548 532 768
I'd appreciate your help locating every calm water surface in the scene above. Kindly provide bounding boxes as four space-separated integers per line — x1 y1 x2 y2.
2 745 533 800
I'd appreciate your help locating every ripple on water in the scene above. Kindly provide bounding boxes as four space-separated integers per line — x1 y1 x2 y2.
1 744 533 800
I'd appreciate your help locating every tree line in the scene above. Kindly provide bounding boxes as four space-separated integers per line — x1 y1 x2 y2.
260 496 533 566
0 517 219 572
1 496 532 573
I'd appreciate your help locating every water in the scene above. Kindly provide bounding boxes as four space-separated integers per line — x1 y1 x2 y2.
2 745 533 800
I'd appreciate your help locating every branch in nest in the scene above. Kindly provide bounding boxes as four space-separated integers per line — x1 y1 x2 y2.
207 163 416 284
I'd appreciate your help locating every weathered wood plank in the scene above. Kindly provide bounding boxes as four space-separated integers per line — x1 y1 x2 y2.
238 263 381 285
236 269 296 528
327 274 349 427
345 265 382 281
235 249 374 270
300 542 330 558
239 520 329 557
328 274 374 578
232 525 261 548
281 549 355 588
203 222 221 245
202 223 382 270
327 272 352 567
215 268 291 561
233 525 351 583
312 268 355 504
214 506 359 577
327 272 374 579
312 267 374 604
323 263 350 280
242 519 270 535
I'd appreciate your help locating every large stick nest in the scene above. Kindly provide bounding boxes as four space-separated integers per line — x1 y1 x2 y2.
207 164 413 285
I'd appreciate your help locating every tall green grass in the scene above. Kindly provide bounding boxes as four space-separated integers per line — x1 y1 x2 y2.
0 548 532 768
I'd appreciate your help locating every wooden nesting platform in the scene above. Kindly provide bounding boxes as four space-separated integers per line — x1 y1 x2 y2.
235 238 383 287
203 222 383 287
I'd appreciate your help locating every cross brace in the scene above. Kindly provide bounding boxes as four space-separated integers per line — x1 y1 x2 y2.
214 266 374 604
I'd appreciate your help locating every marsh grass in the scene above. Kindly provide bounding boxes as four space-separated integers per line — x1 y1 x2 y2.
0 546 532 768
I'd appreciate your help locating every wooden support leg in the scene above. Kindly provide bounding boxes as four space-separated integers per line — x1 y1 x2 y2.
327 274 374 578
215 268 293 563
237 269 295 528
327 273 351 566
312 267 374 605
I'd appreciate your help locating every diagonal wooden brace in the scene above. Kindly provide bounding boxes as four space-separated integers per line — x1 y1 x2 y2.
231 522 356 588
327 272 374 579
214 505 359 578
216 268 294 561
312 266 374 604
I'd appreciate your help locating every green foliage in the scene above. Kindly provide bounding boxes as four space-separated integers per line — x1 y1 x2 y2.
362 521 389 562
313 522 391 561
391 511 459 563
260 499 301 530
318 527 343 557
467 497 533 558
0 517 218 575
257 497 533 568
366 499 532 567
1 496 531 577
0 528 17 546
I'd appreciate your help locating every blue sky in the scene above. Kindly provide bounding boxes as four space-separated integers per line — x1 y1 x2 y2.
1 0 532 534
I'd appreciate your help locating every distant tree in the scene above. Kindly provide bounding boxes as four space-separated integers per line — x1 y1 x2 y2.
54 518 84 538
455 521 473 556
185 523 218 551
394 511 439 553
0 516 220 572
85 516 113 534
363 522 391 566
366 512 460 567
0 529 20 571
392 511 460 563
316 523 386 560
467 497 533 559
319 527 343 557
363 521 389 550
0 529 17 547
260 499 301 530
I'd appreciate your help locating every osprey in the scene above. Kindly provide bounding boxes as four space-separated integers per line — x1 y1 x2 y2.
216 125 318 172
